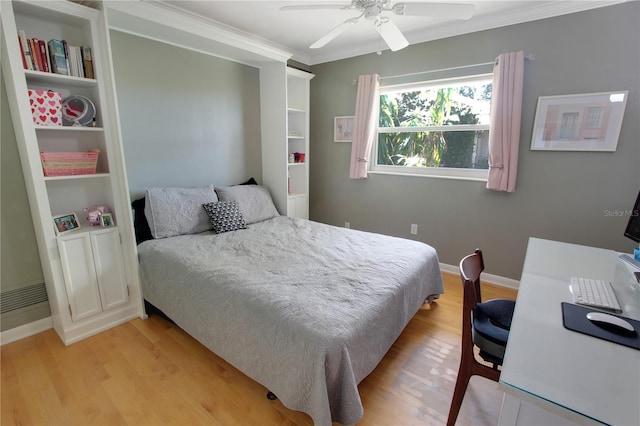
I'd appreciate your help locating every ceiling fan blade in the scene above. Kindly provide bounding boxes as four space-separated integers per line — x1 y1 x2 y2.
375 18 409 51
392 2 475 20
280 4 353 12
310 17 359 49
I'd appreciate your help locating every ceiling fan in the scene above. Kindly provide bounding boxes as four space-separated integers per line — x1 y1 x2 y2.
281 1 475 51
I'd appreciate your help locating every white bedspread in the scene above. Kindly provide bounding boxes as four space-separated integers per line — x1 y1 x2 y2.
137 216 444 425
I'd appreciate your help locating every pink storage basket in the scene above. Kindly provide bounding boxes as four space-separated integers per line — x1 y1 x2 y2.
40 150 99 176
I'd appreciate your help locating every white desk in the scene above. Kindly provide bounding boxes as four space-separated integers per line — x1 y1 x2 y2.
499 238 640 426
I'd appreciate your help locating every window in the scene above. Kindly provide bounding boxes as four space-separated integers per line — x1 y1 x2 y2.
372 74 492 180
559 112 580 139
585 106 604 129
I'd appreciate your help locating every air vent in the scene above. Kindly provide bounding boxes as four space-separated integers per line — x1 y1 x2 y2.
0 283 48 314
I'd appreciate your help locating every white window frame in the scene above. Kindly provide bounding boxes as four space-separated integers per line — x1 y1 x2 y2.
370 73 492 181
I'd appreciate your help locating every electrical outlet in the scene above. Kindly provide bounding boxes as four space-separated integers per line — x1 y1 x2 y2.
410 224 418 235
345 222 350 229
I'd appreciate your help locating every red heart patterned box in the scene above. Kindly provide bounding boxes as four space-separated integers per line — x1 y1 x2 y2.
28 89 62 126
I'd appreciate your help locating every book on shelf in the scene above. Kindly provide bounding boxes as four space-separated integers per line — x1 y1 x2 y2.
21 36 50 73
48 39 68 75
75 46 85 78
18 30 33 70
17 31 29 69
37 40 50 73
68 46 77 77
18 37 28 69
62 40 71 75
81 46 94 79
68 46 83 78
27 38 40 71
16 31 94 79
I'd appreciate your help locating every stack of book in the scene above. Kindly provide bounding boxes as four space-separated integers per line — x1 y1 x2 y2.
17 30 94 79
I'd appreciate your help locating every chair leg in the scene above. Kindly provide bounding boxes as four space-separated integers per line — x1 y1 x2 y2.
446 356 472 426
447 343 501 426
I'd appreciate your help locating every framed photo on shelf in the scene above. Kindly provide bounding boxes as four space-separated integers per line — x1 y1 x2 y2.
53 212 80 235
530 91 628 152
334 116 354 142
100 213 114 227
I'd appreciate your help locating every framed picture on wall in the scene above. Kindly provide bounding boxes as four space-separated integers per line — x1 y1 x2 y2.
53 212 80 235
334 116 354 142
530 91 628 151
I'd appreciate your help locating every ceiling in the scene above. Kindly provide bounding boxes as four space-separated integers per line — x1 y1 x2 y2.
159 1 627 65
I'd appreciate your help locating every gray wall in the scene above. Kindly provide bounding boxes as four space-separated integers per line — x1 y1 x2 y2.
109 31 262 198
1 71 49 331
309 2 640 280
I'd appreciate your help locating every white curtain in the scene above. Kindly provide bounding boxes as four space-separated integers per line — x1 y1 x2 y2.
486 51 525 193
349 74 380 179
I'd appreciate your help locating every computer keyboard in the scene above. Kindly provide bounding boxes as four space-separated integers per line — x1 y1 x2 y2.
570 277 622 313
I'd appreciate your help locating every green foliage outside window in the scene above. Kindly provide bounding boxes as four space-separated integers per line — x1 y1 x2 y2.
377 80 491 169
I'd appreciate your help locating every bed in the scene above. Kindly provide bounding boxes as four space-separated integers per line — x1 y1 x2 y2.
133 182 444 425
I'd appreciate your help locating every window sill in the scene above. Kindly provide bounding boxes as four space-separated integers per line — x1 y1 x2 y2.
367 168 488 182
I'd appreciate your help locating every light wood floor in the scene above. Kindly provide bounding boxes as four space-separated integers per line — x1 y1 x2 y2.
1 273 516 425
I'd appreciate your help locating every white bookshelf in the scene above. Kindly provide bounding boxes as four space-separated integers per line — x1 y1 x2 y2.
1 0 144 345
260 65 314 219
286 68 314 219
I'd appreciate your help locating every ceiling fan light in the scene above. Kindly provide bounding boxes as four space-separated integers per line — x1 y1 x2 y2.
364 4 382 20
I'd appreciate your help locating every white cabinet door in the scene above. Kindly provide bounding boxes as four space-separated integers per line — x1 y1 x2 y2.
288 195 309 219
58 233 102 321
58 228 129 321
90 228 129 311
295 195 309 219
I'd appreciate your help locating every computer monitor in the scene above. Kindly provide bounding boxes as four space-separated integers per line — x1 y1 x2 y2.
624 190 640 243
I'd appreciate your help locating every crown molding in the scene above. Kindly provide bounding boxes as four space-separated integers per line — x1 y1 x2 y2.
106 0 292 67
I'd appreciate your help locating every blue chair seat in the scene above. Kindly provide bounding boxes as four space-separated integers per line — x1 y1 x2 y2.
472 299 516 362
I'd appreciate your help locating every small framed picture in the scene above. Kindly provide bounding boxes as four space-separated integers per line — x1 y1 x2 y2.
334 116 354 142
100 213 114 227
53 212 80 235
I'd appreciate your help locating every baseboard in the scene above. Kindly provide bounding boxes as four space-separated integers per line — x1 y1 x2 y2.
0 316 53 346
439 262 520 289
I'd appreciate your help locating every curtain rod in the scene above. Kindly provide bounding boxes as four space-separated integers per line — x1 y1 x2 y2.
353 54 535 84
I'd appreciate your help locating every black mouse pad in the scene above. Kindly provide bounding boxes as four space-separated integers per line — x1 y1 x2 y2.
561 302 640 350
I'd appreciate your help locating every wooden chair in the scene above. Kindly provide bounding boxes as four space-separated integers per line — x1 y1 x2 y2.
446 249 516 426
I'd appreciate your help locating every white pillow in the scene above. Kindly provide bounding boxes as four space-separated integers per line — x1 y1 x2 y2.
215 185 280 225
144 185 218 239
